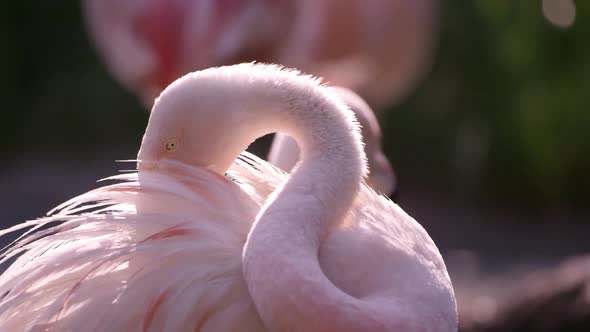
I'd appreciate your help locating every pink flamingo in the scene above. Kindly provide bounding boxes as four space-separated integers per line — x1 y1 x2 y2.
83 0 437 109
84 0 435 196
0 63 456 331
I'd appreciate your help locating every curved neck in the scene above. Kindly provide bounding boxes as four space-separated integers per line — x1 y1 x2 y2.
215 71 377 330
151 64 376 330
231 79 366 242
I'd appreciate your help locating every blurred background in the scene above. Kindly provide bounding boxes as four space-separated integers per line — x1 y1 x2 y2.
0 1 589 330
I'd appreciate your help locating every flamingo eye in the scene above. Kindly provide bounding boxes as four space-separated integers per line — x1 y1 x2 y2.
165 139 179 151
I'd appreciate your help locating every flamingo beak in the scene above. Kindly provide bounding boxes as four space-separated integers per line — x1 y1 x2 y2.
138 160 159 172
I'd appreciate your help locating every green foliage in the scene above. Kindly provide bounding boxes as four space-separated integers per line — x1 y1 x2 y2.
385 1 589 207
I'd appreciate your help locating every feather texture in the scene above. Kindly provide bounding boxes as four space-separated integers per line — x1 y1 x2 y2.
0 152 453 331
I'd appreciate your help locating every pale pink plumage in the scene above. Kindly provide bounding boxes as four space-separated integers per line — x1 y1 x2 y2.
0 154 453 331
268 87 396 195
0 63 456 331
0 158 266 330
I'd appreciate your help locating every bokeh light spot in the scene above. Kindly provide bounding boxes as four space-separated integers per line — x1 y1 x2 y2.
542 0 576 28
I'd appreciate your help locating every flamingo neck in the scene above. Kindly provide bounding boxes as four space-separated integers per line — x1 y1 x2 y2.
222 73 381 330
147 64 377 330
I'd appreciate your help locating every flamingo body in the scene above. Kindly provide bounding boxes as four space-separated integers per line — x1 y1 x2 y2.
0 64 456 331
0 154 454 331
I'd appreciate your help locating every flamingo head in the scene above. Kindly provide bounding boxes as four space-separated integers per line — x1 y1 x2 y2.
137 67 262 174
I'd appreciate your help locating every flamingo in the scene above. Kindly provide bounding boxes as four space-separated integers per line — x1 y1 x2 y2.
83 0 437 110
0 63 456 331
269 86 395 195
84 0 431 195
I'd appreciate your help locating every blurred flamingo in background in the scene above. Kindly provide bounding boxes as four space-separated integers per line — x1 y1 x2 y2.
84 0 436 196
83 0 438 110
0 64 456 330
